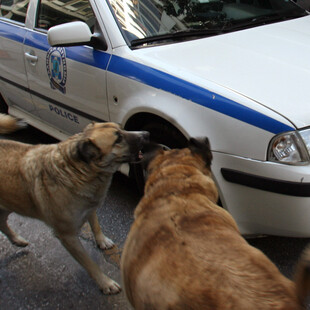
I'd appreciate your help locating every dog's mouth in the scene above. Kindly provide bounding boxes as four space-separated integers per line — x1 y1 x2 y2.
128 136 149 163
138 150 144 161
130 150 144 164
121 131 150 164
116 149 144 164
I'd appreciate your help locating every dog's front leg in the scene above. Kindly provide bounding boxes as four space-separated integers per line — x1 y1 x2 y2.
88 210 115 250
57 233 121 294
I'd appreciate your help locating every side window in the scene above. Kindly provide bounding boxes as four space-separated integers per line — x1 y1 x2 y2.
0 0 29 23
36 0 96 31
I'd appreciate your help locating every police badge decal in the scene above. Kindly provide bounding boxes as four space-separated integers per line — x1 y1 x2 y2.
46 47 67 94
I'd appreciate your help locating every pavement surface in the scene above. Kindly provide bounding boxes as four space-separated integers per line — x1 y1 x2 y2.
1 126 310 309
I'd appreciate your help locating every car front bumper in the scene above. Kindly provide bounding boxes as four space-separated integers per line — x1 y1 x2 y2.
213 152 310 237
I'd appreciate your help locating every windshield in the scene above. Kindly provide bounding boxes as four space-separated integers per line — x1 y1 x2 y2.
107 0 308 46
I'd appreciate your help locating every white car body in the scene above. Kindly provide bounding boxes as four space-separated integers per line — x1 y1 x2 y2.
1 0 310 236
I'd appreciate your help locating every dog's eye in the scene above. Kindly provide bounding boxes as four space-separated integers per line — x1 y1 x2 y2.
115 132 123 144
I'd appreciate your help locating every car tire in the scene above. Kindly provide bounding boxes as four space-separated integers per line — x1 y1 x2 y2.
131 121 187 194
142 121 187 149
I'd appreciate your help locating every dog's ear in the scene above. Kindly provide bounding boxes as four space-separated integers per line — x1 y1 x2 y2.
188 137 212 167
76 139 101 163
83 121 96 132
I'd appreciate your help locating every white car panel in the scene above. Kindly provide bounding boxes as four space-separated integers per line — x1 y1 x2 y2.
0 22 35 113
107 69 279 159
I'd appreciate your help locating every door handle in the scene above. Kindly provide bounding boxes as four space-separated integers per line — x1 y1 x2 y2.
25 52 38 65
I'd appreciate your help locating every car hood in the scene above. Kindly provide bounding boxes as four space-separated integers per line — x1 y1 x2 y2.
136 15 310 129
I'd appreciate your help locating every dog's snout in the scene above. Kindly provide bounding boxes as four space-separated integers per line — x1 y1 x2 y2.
128 131 149 142
125 131 150 147
141 131 150 143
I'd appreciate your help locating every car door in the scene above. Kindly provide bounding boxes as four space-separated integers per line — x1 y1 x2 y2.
0 0 36 114
23 0 111 136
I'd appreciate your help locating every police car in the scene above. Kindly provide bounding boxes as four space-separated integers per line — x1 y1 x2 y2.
1 0 310 237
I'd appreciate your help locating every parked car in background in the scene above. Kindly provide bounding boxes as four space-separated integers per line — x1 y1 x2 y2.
1 0 310 237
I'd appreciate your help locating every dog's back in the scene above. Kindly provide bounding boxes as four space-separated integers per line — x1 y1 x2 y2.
0 114 27 134
121 138 310 310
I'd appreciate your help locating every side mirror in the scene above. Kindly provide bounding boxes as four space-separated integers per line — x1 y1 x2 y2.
47 21 107 50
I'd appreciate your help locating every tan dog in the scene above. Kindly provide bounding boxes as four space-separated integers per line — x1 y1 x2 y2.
121 138 310 309
0 121 149 294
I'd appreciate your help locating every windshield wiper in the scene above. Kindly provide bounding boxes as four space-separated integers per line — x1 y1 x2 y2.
131 11 308 47
222 12 308 32
131 28 224 47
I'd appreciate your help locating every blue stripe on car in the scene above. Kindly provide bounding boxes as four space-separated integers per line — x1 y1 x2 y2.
0 21 27 43
0 20 295 134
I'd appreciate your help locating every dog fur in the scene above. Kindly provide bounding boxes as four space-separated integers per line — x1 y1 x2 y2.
121 138 310 309
0 114 27 134
0 121 149 294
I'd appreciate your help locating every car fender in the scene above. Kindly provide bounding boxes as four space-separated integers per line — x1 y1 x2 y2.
107 52 295 160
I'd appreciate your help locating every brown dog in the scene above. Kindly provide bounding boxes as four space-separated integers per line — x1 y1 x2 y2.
0 121 149 294
121 138 310 309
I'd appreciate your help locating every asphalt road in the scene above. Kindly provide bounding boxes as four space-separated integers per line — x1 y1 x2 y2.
1 126 310 309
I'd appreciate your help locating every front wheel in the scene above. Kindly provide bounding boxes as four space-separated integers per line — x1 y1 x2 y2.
131 121 187 194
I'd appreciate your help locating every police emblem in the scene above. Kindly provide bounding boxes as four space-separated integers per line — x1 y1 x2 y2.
46 47 67 94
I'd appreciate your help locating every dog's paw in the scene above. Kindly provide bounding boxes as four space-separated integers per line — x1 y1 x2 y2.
101 280 121 295
97 237 115 250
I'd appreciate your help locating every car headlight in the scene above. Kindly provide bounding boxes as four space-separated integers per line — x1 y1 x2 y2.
268 129 310 165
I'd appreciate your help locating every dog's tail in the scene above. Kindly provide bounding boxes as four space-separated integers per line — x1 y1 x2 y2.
294 245 310 306
0 114 27 134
